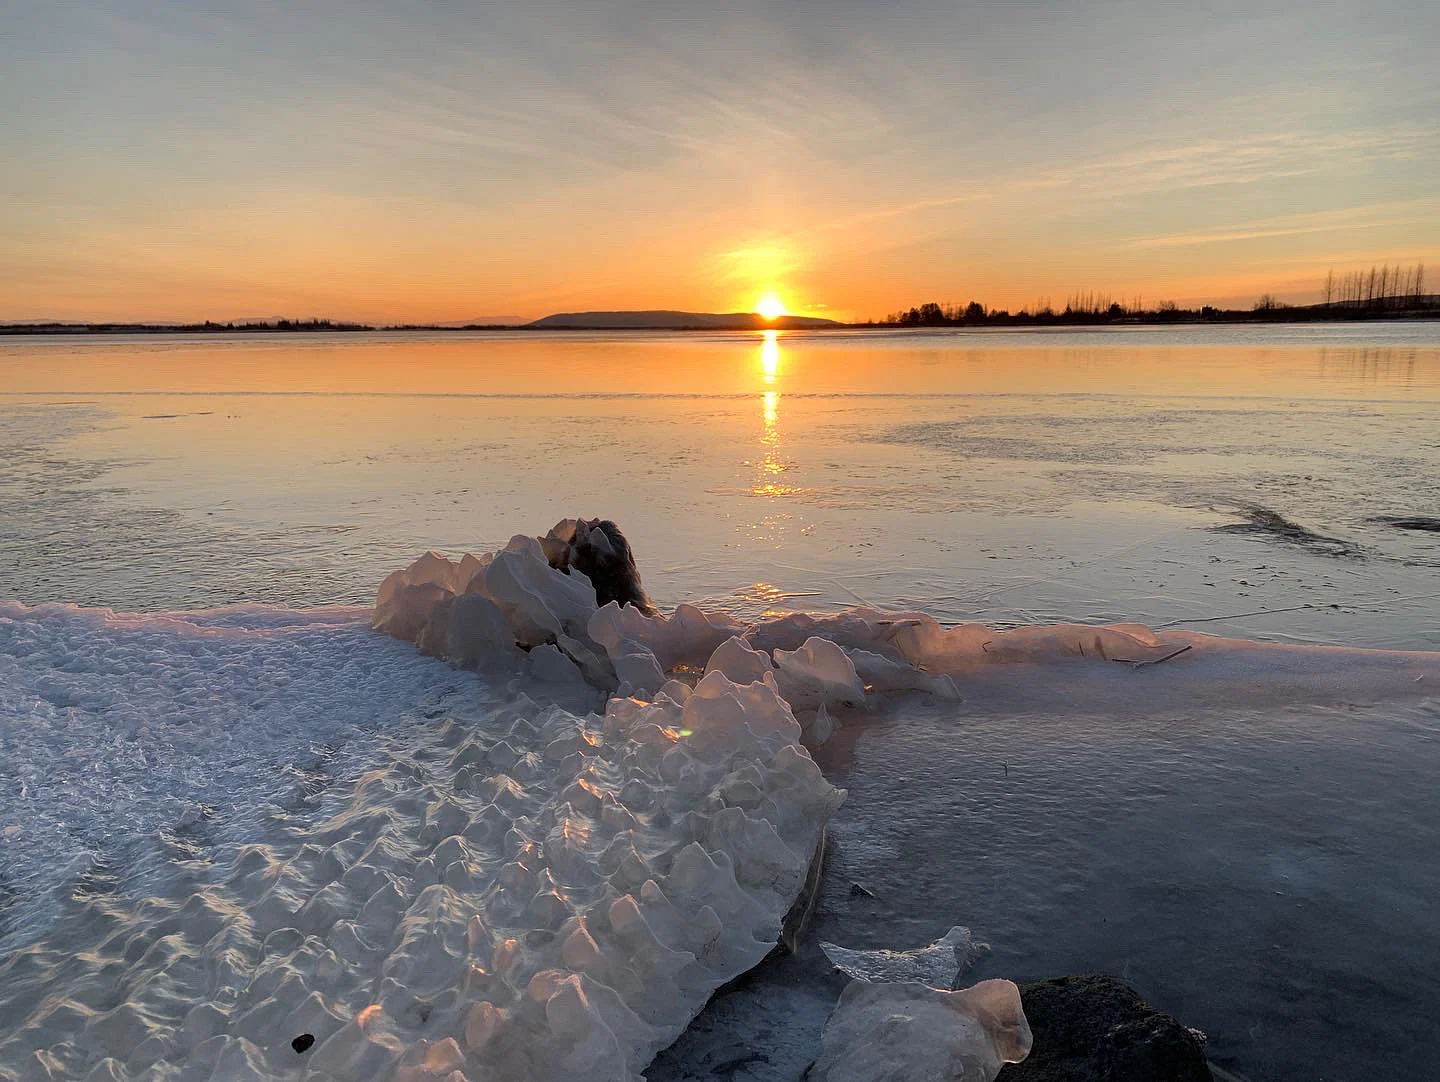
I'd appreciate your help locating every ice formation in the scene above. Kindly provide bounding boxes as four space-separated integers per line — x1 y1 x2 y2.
819 926 980 987
772 637 866 711
8 519 1440 1082
378 531 1440 720
0 601 476 934
375 533 744 702
0 621 842 1080
807 979 1032 1082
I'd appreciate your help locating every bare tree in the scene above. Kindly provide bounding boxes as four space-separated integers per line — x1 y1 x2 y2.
1321 260 1432 311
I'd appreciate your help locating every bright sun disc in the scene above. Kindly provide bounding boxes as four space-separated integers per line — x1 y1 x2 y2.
756 294 786 320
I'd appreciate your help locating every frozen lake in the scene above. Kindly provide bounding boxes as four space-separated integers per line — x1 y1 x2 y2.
2 324 1440 642
2 323 1440 1079
2 323 1438 644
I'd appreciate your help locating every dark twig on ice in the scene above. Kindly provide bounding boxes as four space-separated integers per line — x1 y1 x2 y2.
1111 643 1193 668
1157 604 1314 628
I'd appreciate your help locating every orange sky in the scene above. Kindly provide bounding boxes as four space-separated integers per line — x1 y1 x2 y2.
3 3 1437 323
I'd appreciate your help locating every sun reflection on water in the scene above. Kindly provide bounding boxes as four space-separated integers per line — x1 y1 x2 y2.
760 330 780 384
751 334 799 502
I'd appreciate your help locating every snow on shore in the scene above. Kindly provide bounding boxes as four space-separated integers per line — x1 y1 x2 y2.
3 529 1440 1081
0 593 840 1081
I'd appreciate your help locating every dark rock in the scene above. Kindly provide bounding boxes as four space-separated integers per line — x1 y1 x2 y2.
1210 505 1358 557
1100 1013 1212 1081
996 975 1211 1082
1370 515 1440 533
291 1033 315 1054
541 518 654 614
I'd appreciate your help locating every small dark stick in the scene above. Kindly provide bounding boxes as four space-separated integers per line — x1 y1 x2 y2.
1111 643 1194 668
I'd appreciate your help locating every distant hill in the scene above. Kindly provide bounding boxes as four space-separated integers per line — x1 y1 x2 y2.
525 310 844 330
428 317 527 328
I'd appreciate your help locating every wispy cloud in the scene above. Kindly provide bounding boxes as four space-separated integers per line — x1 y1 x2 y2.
1128 198 1440 248
5 1 1439 320
1044 126 1437 198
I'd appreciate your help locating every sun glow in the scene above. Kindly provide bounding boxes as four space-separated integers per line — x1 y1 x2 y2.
756 293 787 320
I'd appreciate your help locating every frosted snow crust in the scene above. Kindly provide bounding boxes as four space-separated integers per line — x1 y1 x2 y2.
0 598 841 1081
0 601 474 939
6 525 1440 1082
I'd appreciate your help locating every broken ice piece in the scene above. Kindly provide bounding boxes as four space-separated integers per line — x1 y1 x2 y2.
807 979 1031 1082
819 925 980 987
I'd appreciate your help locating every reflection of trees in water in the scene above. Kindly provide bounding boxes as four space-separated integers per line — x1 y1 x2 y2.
1317 346 1419 384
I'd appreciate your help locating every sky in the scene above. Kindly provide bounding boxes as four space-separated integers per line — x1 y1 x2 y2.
2 0 1438 323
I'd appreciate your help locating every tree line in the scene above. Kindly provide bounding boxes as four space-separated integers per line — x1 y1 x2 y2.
878 260 1435 327
881 296 1196 326
1320 262 1426 309
0 318 377 335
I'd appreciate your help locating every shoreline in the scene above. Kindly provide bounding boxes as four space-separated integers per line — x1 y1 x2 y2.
4 311 1439 336
5 560 1440 1077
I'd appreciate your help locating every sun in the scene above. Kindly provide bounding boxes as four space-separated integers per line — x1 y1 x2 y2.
756 293 787 320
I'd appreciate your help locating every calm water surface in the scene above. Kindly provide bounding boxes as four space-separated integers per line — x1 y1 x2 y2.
3 323 1439 644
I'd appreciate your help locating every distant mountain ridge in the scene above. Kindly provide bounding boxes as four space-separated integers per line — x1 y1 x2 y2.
426 317 528 328
525 310 844 330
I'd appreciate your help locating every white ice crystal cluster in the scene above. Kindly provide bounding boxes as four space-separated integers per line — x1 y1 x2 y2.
370 532 897 724
0 649 842 1081
375 528 1319 723
374 538 598 676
